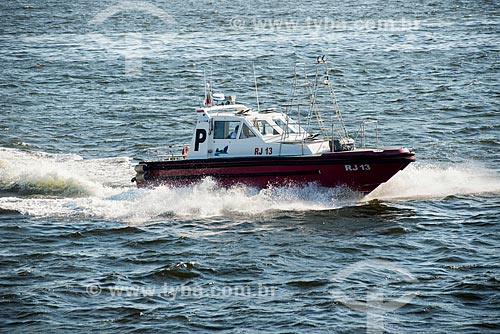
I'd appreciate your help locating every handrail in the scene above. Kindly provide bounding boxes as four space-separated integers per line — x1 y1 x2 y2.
354 119 379 148
146 145 186 161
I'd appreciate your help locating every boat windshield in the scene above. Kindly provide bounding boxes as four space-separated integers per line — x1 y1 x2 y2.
214 121 241 139
239 123 257 139
273 117 303 135
255 120 280 136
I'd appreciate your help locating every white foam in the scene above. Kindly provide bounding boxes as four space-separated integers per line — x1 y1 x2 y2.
1 148 499 222
366 162 500 201
120 179 351 221
0 148 355 222
0 148 132 197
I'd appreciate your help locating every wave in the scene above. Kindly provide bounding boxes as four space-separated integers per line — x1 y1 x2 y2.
0 148 132 197
0 180 359 223
367 162 500 201
1 148 498 222
114 179 357 221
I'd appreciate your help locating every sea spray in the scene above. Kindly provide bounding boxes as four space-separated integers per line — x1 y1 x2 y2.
367 162 500 201
1 148 499 222
0 148 132 197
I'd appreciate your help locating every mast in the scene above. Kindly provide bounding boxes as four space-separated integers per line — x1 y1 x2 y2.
204 68 213 107
284 55 350 141
253 63 261 112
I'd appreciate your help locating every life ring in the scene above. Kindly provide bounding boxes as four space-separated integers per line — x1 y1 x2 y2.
181 145 189 159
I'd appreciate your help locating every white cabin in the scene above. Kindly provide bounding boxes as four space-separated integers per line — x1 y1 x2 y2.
186 103 332 160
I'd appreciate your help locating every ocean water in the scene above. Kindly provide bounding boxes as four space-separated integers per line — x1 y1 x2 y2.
1 0 499 333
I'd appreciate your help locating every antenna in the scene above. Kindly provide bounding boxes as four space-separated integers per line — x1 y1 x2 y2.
209 67 213 107
203 68 207 106
253 63 261 112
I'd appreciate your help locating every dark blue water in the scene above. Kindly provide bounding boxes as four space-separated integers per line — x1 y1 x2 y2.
1 1 499 333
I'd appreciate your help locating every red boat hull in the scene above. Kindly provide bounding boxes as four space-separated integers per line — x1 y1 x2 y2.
133 148 415 194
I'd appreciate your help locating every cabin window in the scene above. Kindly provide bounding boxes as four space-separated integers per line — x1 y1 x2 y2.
274 118 299 134
239 124 256 139
214 121 241 139
255 120 278 136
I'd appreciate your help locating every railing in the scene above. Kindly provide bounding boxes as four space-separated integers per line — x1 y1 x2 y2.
355 120 379 148
145 145 188 161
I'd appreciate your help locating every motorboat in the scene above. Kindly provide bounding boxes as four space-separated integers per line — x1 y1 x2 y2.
132 56 415 194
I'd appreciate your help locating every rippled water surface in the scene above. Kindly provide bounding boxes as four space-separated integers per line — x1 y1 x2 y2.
1 0 499 333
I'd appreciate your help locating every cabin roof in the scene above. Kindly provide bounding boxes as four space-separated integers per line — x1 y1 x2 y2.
198 104 249 114
199 104 287 121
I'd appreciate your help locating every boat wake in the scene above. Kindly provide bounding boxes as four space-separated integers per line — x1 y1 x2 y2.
0 148 131 197
1 148 498 223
